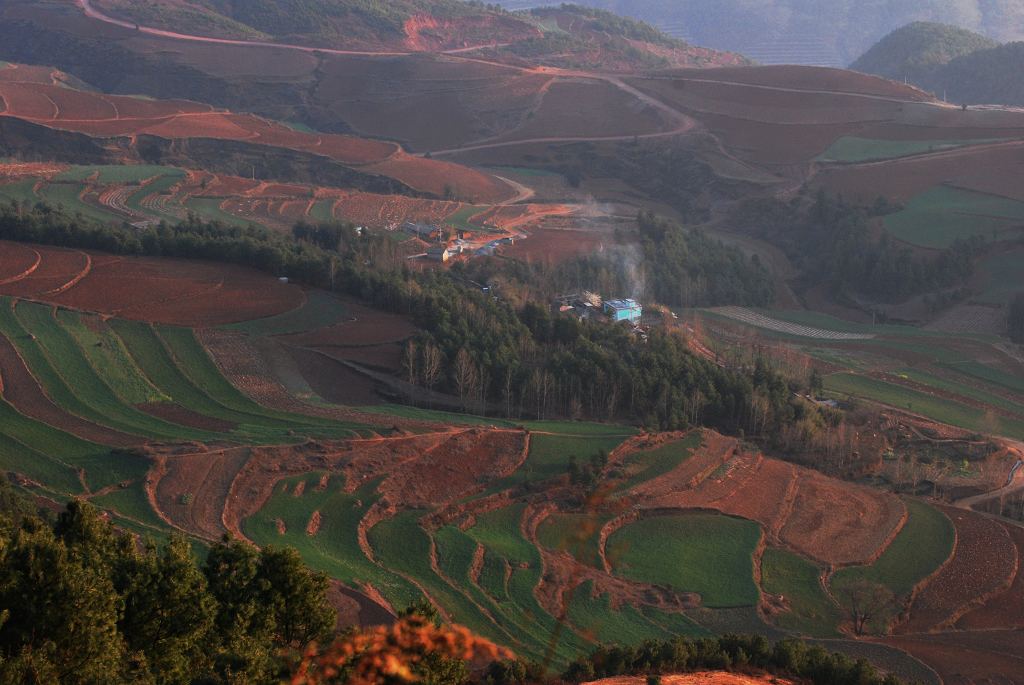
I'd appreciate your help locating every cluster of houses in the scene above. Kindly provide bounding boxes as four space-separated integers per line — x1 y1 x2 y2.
402 221 516 262
554 291 645 331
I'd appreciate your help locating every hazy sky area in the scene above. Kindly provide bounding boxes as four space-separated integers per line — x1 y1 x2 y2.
495 0 1024 65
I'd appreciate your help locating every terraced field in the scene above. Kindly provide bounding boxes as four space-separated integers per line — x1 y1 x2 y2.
884 185 1024 249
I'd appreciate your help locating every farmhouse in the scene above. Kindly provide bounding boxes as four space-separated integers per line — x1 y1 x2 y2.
427 245 451 262
604 298 642 323
402 221 440 240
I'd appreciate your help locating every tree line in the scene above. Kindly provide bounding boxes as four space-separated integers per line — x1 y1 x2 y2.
0 201 824 441
732 190 983 304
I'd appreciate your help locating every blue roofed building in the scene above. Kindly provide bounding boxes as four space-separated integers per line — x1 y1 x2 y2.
603 298 642 324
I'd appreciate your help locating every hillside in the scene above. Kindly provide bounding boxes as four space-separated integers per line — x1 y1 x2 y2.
497 0 1024 66
87 0 745 70
851 22 998 83
854 25 1024 105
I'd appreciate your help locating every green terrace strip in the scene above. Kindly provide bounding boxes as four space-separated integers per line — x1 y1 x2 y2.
432 524 552 663
368 511 519 650
61 310 168 406
154 325 366 436
242 473 422 610
37 182 124 225
893 367 1024 417
884 185 1024 249
537 512 610 568
357 404 516 427
607 513 762 608
614 431 700 492
465 504 592 664
309 199 337 223
817 137 1006 163
56 165 185 184
482 433 631 495
126 172 187 219
225 290 350 337
825 372 1024 439
943 360 1024 395
91 481 167 531
111 319 354 442
0 403 84 495
11 301 220 441
831 498 954 599
184 197 255 228
760 548 843 638
0 178 41 205
566 580 673 645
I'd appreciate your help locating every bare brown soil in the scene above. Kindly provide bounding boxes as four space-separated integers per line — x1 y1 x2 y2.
897 506 1017 634
881 631 1024 685
0 242 305 326
954 523 1024 631
284 346 385 406
137 401 236 432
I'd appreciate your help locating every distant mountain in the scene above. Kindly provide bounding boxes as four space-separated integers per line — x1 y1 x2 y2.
496 0 1024 66
854 23 1024 105
851 22 997 84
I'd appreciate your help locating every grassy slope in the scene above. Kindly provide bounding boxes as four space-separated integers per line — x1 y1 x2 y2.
884 186 1024 248
761 547 842 637
607 513 761 608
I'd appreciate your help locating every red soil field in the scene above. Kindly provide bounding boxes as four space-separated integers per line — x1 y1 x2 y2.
501 79 674 142
152 447 253 540
0 330 139 447
0 81 59 119
362 152 513 204
0 242 41 285
627 432 904 566
502 227 612 263
139 401 236 433
0 64 61 84
881 631 1024 685
896 507 1017 634
816 141 1024 201
0 242 304 326
0 162 67 179
285 346 384 406
954 523 1024 630
0 245 90 298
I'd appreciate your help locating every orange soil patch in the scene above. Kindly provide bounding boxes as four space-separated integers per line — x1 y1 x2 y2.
0 64 61 85
586 674 796 685
0 242 41 285
0 330 139 447
0 162 67 179
0 81 59 119
502 227 611 263
332 192 460 228
897 507 1017 634
956 523 1024 630
306 510 322 536
881 631 1024 685
815 141 1024 202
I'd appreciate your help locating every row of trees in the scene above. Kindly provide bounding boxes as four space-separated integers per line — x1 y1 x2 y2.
733 191 983 303
0 494 334 684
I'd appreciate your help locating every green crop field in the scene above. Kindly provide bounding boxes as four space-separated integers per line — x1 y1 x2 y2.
0 401 85 495
607 513 761 608
56 165 181 184
185 197 255 227
818 137 1002 163
942 360 1024 395
615 431 700 491
445 205 485 231
38 182 123 225
760 548 842 637
126 171 186 219
358 404 515 427
0 179 41 205
893 367 1024 417
484 433 630 494
309 199 336 223
566 580 672 645
974 246 1024 305
884 186 1024 249
227 290 348 336
13 302 218 441
520 420 636 437
831 498 953 599
92 482 166 530
825 372 1024 439
61 311 168 406
243 474 422 610
537 512 609 568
